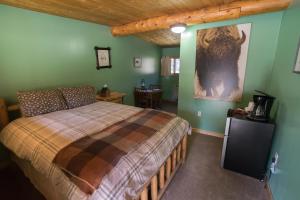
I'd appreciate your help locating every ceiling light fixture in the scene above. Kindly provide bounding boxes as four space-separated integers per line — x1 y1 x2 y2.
170 23 187 34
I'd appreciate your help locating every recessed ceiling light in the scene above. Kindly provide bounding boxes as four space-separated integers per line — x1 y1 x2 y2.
170 23 187 34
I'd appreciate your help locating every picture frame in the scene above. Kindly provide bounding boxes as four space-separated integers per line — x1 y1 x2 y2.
293 38 300 73
194 23 251 102
133 57 142 68
94 46 112 70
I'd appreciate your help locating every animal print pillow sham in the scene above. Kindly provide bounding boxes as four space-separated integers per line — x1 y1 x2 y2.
59 86 96 109
17 89 68 117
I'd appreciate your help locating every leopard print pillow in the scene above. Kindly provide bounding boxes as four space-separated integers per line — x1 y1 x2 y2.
59 86 96 109
17 89 68 117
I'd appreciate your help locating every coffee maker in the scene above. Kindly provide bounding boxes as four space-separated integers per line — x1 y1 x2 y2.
247 90 275 122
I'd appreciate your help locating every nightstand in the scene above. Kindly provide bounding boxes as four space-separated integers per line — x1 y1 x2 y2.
96 92 126 104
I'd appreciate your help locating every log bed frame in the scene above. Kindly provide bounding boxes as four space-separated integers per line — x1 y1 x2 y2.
138 134 187 200
0 98 188 200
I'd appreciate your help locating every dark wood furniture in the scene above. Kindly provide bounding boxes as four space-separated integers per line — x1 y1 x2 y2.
149 84 161 90
96 92 126 104
0 98 14 169
0 98 9 131
134 88 162 109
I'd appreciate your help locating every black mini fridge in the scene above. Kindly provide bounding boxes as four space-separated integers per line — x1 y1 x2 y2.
221 116 275 180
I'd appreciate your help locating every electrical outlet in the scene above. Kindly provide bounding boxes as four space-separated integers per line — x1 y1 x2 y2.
197 111 202 117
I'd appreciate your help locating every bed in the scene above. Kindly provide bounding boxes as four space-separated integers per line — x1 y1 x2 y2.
0 89 190 200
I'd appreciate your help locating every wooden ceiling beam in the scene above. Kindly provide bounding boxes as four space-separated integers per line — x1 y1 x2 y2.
111 0 292 36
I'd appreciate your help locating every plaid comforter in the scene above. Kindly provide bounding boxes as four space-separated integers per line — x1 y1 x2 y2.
0 102 190 200
54 109 176 194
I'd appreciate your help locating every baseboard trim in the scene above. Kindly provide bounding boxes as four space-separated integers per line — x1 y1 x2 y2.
192 128 224 138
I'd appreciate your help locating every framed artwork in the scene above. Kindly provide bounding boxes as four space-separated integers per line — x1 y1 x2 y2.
194 23 252 102
94 47 112 69
293 38 300 73
134 57 142 68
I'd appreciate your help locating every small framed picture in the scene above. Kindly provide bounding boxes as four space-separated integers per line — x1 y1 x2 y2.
95 46 112 69
134 57 142 68
294 38 300 73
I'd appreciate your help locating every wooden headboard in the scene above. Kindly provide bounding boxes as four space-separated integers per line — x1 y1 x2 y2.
0 98 9 130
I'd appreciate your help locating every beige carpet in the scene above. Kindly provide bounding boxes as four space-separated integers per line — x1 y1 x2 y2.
162 133 270 200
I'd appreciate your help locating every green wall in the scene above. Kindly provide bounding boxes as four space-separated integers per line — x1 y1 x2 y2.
0 5 161 105
161 47 180 57
161 47 180 101
267 1 300 200
178 12 283 133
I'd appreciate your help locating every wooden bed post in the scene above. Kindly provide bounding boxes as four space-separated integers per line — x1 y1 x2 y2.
171 150 177 172
138 133 188 200
140 187 148 200
0 98 9 130
166 157 171 179
182 135 187 162
151 175 158 200
159 165 165 189
177 144 181 163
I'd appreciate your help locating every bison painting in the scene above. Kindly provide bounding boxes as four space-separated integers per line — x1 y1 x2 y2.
194 23 251 102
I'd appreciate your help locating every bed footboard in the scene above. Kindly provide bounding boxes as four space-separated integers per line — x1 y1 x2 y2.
139 134 188 200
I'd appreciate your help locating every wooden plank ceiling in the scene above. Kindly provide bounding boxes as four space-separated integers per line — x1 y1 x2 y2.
0 0 241 46
0 0 289 46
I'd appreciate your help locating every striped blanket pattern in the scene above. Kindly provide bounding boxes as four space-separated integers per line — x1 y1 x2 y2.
54 109 176 194
0 102 190 200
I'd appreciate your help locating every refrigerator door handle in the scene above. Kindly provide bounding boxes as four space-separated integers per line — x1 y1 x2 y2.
221 117 231 168
221 135 228 168
224 117 231 136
